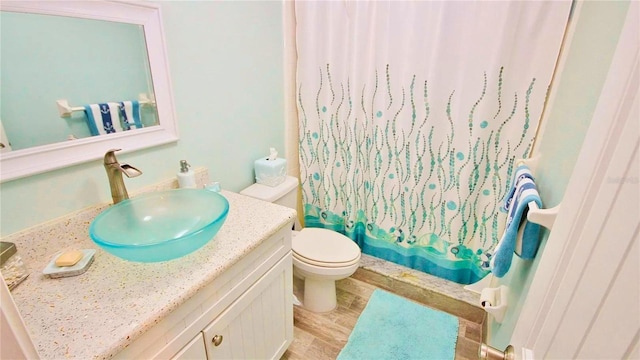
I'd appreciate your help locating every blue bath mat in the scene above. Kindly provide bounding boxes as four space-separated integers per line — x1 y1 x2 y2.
337 289 459 360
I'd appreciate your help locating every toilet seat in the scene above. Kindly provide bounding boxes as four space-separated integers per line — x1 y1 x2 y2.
292 228 361 268
293 251 361 268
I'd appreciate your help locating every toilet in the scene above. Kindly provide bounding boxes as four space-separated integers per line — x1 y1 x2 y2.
240 176 361 313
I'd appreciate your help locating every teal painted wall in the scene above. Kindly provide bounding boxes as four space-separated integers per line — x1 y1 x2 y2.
0 1 284 236
488 0 630 348
0 12 152 149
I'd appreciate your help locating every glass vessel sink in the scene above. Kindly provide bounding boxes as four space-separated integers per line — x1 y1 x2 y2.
89 189 229 262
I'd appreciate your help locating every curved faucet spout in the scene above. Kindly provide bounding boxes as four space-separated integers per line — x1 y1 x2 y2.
104 149 142 204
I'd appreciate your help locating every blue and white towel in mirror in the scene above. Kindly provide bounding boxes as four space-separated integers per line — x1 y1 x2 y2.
84 103 122 136
490 164 542 277
83 100 143 136
119 101 143 131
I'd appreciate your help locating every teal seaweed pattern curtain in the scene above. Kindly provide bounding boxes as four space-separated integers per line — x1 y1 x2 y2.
295 1 571 284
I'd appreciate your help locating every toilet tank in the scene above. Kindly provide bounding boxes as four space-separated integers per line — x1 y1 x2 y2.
239 175 299 210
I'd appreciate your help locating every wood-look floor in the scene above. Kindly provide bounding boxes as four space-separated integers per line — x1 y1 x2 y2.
281 272 483 360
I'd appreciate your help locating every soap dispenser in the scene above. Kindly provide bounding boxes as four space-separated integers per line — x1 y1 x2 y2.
177 160 196 189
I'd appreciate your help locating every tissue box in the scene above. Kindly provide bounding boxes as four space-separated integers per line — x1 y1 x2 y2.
255 157 286 187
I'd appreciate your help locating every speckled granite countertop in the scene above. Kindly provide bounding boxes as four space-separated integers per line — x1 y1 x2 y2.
4 187 296 360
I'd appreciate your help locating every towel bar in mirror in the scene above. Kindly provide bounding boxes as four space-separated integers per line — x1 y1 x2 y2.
56 94 156 118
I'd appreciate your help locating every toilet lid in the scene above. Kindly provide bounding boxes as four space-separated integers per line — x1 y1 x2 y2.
292 228 361 264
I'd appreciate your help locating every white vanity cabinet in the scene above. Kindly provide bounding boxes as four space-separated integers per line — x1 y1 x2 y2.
116 224 294 360
201 255 291 359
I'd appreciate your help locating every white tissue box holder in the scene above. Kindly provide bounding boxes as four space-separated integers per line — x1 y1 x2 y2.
480 285 509 323
255 157 286 187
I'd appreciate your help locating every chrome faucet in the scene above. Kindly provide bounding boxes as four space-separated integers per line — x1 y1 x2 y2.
103 149 142 204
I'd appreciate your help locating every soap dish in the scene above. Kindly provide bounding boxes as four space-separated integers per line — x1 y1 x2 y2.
43 249 95 278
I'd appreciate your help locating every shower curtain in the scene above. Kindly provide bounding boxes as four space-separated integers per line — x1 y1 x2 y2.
295 1 571 284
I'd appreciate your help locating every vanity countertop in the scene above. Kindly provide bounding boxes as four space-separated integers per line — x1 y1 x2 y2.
6 190 296 360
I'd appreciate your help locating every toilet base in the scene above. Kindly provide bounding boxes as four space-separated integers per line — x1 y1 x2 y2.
303 277 337 313
292 251 361 313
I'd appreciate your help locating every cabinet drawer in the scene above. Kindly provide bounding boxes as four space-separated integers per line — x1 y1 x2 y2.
172 333 206 360
203 254 293 360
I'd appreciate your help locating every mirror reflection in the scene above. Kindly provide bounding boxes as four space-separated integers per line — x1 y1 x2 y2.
0 11 158 151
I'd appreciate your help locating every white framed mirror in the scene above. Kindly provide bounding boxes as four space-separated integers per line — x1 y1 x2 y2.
0 1 178 182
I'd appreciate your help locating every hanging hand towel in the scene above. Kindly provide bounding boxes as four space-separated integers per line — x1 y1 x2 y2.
502 165 536 213
490 165 542 278
119 101 143 131
83 103 123 136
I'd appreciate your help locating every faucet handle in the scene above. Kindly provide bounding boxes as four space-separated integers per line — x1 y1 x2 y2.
104 148 122 164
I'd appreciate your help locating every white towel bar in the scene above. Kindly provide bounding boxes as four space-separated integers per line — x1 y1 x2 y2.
56 93 155 117
527 202 560 230
516 156 561 230
516 155 541 172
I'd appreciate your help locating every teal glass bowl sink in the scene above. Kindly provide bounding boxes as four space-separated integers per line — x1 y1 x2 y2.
89 189 229 262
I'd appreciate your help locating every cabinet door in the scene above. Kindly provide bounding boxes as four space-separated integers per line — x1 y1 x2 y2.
172 333 207 360
203 254 293 360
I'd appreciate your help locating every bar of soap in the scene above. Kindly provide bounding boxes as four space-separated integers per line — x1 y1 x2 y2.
43 249 95 278
55 250 84 267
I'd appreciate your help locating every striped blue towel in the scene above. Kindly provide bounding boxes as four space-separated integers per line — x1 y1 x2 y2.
84 103 123 136
119 100 143 131
491 164 542 277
